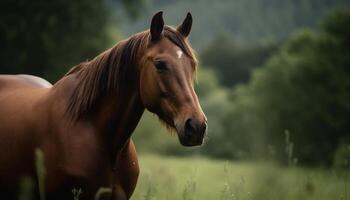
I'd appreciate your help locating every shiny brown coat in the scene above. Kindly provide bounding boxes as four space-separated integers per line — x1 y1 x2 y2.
0 12 207 200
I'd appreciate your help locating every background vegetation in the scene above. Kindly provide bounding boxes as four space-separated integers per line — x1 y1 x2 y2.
131 154 350 200
1 0 350 199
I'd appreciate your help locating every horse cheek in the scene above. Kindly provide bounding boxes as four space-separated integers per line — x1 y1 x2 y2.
140 72 160 111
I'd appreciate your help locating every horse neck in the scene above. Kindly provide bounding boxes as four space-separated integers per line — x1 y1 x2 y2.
59 36 148 160
94 49 145 156
94 83 145 157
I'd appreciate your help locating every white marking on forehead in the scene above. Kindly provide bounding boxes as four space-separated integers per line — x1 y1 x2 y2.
176 50 183 59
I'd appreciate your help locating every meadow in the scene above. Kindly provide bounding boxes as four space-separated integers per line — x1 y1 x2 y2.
131 154 350 200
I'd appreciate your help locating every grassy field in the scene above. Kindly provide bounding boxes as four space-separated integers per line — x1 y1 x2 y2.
131 154 350 200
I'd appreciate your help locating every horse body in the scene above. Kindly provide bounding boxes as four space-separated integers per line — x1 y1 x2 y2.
0 74 140 199
0 12 207 200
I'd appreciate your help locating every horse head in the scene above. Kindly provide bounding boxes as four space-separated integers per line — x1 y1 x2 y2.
139 12 207 146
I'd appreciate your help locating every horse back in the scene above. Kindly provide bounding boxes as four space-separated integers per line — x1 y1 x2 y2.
0 74 52 90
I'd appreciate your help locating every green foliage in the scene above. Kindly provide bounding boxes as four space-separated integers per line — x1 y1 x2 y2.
322 8 350 47
221 8 350 165
121 0 149 20
201 33 278 87
195 67 221 99
0 0 111 81
333 144 350 170
0 0 148 81
119 0 350 50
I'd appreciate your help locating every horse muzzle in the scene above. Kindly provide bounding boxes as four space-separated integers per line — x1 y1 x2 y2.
176 118 207 146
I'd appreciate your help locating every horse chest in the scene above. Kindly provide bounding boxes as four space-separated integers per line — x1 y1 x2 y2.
40 128 113 188
42 130 139 199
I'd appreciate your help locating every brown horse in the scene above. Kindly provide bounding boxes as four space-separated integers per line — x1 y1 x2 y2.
0 11 207 200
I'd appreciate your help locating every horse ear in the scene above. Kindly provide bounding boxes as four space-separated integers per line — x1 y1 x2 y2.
177 12 192 38
150 11 164 41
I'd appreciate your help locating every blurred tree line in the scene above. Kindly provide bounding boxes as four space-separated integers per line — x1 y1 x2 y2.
201 8 350 166
0 0 142 81
119 0 350 50
201 34 279 87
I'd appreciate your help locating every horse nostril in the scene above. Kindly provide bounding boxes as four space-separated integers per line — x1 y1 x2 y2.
185 118 196 137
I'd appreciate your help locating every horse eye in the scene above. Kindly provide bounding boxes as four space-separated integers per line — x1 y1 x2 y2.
154 60 168 72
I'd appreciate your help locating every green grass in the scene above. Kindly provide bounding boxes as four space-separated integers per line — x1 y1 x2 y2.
131 154 350 200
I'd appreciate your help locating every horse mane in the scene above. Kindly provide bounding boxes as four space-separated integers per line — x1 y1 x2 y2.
66 26 197 120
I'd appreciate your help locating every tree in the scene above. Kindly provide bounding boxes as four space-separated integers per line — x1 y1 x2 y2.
201 34 278 87
0 0 143 81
